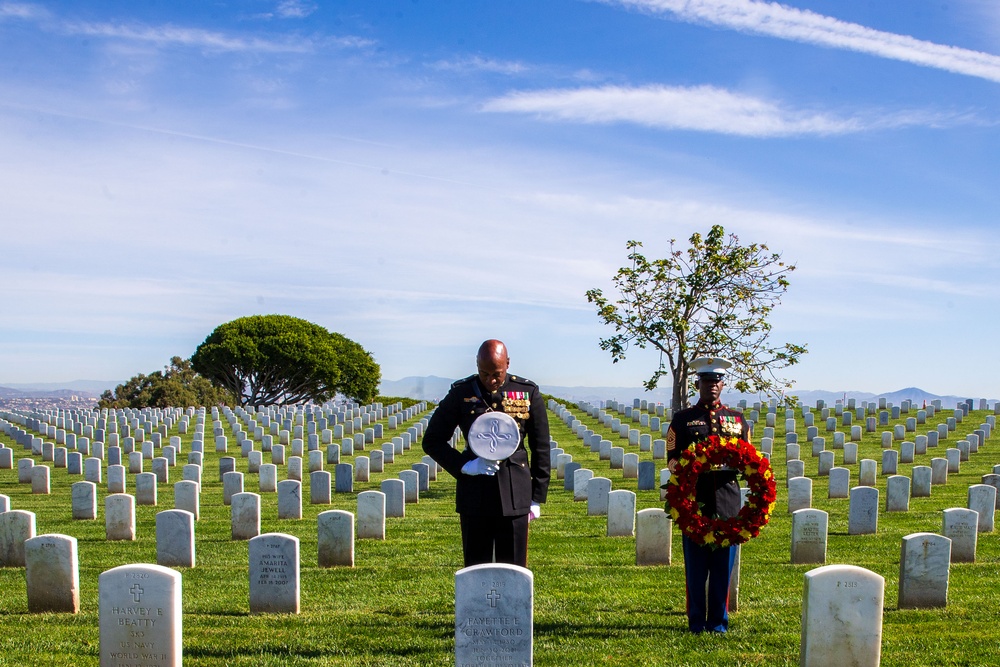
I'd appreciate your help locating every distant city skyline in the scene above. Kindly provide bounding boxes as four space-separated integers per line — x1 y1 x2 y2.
3 1 1000 397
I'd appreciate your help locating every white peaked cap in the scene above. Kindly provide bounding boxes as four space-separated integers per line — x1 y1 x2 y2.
689 356 733 376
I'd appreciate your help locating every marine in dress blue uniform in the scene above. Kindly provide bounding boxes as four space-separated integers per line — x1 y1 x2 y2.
666 356 750 634
421 340 551 567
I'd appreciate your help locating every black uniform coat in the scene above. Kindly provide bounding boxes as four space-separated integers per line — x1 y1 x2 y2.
422 373 551 517
666 401 750 520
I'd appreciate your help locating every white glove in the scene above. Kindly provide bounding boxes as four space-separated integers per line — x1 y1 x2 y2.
461 457 499 476
529 503 541 521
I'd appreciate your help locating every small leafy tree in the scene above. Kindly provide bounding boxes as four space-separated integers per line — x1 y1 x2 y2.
98 357 234 409
191 315 381 406
585 225 806 410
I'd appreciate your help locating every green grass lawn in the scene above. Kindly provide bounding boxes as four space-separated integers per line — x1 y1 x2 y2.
0 401 997 666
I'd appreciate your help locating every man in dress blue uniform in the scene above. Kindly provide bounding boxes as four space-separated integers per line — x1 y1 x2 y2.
421 339 551 567
666 356 750 633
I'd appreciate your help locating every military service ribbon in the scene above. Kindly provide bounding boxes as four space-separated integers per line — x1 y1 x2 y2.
720 415 742 436
501 391 530 420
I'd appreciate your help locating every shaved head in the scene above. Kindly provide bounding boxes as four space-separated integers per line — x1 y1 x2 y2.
477 339 508 364
476 339 510 393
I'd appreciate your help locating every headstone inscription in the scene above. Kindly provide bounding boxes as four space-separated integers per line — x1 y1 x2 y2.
248 533 300 614
455 563 532 667
99 563 182 667
942 508 977 563
791 509 827 564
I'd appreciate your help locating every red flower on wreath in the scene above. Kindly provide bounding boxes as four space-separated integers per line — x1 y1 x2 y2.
665 435 777 549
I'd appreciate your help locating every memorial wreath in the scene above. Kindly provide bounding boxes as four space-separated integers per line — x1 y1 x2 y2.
666 435 777 549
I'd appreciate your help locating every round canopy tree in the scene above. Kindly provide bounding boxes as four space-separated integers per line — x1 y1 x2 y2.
191 315 380 406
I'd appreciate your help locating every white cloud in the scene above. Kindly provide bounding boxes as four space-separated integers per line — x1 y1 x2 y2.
252 0 318 20
0 2 46 20
611 0 1000 83
429 55 529 75
276 0 318 19
482 84 967 136
60 21 315 53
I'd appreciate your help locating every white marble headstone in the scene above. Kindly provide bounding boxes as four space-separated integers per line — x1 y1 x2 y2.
25 533 79 613
277 480 302 520
942 508 977 563
791 509 827 565
357 491 386 540
72 481 98 520
787 476 813 513
635 508 671 566
587 477 612 516
156 509 196 568
967 484 996 532
848 486 878 535
455 563 532 667
607 489 636 537
317 509 354 567
105 494 136 541
800 564 883 667
248 533 300 614
898 532 951 609
231 492 261 541
99 563 182 666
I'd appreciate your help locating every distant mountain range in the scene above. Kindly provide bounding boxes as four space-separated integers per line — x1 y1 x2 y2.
0 377 988 409
379 376 992 409
0 380 119 399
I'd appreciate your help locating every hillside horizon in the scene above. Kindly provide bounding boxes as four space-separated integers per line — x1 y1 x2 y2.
379 376 994 408
2 376 993 410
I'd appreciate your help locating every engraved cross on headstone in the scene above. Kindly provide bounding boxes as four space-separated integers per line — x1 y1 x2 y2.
486 589 501 608
130 584 144 603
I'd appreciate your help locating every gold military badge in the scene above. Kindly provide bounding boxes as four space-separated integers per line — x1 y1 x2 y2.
720 415 742 436
501 391 531 420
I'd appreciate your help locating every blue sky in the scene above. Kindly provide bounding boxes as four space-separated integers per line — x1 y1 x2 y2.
3 0 1000 397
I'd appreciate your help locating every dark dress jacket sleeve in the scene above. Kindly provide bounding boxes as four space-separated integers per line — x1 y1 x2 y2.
523 378 551 505
420 377 477 480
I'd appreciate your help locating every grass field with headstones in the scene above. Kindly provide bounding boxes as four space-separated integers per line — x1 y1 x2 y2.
1 397 998 666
